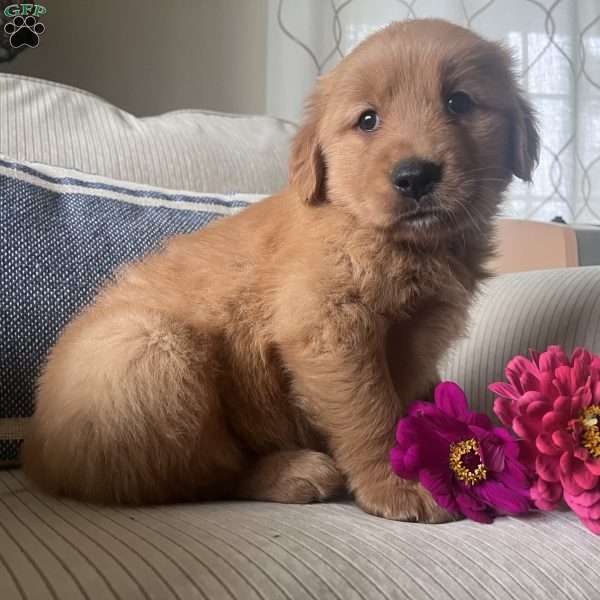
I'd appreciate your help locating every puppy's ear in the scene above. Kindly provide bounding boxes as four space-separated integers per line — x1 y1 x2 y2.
511 92 540 182
289 87 327 204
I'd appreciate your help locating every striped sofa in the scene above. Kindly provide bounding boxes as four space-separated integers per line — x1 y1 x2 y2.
2 74 600 600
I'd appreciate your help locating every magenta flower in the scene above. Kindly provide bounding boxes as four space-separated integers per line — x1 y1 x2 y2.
391 382 532 523
490 346 600 534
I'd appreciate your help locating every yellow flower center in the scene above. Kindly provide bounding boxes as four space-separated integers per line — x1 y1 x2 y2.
581 405 600 459
449 438 487 486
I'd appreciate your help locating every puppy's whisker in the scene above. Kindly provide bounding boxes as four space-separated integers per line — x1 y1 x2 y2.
443 208 471 260
450 196 485 235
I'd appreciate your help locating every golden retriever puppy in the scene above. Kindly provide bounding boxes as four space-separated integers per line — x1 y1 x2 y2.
23 19 538 521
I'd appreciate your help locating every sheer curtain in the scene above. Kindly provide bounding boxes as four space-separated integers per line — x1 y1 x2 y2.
267 0 600 224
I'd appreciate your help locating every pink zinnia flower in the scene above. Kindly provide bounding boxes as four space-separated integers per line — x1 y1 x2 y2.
391 382 532 523
490 345 600 534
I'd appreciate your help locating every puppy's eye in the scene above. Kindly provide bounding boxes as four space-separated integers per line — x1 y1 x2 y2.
357 109 379 132
447 92 474 115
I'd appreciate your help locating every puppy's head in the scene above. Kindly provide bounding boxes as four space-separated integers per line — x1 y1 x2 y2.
289 19 539 238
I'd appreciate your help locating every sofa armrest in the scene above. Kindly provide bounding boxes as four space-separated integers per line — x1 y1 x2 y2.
441 267 600 416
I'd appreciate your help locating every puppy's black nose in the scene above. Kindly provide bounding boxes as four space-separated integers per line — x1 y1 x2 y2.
391 159 442 200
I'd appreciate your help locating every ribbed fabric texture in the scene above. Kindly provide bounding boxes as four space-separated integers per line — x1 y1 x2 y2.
1 470 599 600
442 266 600 417
0 74 294 194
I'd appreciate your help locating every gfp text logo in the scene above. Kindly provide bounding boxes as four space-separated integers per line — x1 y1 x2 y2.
3 4 46 48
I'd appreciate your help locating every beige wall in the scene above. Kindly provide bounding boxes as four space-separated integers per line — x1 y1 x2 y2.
1 0 268 116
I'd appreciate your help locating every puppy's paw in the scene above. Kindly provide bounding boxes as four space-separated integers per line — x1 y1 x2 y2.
355 476 459 523
271 451 345 503
237 450 346 504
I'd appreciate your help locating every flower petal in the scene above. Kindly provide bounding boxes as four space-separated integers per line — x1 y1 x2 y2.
564 490 600 534
542 411 568 432
579 517 600 535
508 355 537 380
455 492 493 523
539 346 569 371
565 489 600 508
563 478 584 496
593 380 600 404
493 397 516 426
489 382 520 401
479 436 505 472
572 353 591 389
553 395 572 418
514 391 546 412
538 372 559 400
496 457 532 489
419 468 460 515
533 498 560 511
390 445 420 480
394 416 448 465
513 416 536 441
553 366 574 396
526 399 552 419
536 433 561 456
528 348 541 366
516 441 537 469
586 459 600 476
587 503 600 520
536 454 561 482
521 371 541 393
478 480 530 515
530 478 562 510
552 429 575 451
489 432 520 463
572 462 599 491
466 413 493 430
434 382 470 419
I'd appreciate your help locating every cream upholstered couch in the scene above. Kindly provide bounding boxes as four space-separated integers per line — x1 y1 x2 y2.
1 75 600 600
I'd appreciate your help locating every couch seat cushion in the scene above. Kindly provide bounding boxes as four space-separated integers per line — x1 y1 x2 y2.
0 470 597 600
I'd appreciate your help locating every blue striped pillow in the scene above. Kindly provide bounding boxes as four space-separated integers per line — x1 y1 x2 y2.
0 155 264 465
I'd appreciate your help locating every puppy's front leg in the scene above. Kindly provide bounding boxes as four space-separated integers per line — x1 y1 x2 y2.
284 311 454 523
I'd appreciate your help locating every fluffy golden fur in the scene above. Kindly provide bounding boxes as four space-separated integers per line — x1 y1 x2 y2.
24 20 539 521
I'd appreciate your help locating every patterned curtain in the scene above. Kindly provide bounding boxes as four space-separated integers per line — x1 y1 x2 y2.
267 0 600 224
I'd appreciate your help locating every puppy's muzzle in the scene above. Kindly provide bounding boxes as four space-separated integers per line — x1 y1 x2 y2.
391 159 442 201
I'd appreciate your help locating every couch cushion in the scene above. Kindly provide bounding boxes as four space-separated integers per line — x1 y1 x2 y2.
0 469 598 600
0 74 294 194
441 266 600 418
0 154 259 464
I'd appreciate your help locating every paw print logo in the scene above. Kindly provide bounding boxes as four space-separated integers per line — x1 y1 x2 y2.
4 15 45 48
